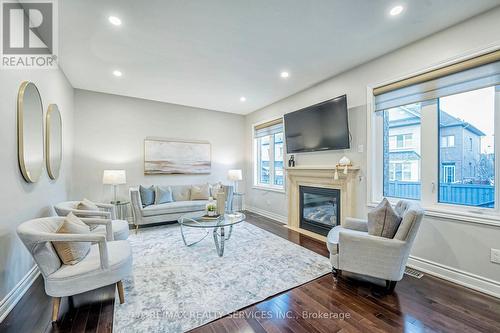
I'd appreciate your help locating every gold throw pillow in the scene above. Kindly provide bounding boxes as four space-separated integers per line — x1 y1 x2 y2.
53 213 91 265
190 184 210 200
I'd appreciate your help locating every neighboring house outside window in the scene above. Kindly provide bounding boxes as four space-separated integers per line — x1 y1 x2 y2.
254 119 284 190
380 86 496 208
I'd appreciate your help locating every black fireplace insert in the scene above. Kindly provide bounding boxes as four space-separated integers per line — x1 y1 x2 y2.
299 186 340 236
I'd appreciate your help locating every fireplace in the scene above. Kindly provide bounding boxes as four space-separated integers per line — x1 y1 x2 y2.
299 186 340 236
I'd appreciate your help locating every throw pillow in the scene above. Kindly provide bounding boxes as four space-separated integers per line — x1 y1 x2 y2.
190 184 210 200
155 186 173 204
139 185 155 207
53 213 91 265
77 198 98 211
76 198 99 230
367 198 402 238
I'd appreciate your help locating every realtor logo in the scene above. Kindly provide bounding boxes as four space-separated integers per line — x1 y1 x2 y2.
1 0 58 68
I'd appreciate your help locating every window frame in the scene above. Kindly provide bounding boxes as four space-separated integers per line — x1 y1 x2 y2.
366 49 500 225
253 119 285 192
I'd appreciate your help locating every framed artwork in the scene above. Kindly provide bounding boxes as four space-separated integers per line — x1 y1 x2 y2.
144 138 211 174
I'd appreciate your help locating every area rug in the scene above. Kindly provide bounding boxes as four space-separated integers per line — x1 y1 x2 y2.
113 222 331 332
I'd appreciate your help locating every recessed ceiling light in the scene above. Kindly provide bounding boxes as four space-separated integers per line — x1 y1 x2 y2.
108 16 122 26
389 5 404 16
113 70 122 77
280 71 290 78
240 96 246 102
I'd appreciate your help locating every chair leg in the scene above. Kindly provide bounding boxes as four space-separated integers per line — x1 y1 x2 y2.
385 280 397 294
52 297 61 322
117 281 125 304
332 267 341 278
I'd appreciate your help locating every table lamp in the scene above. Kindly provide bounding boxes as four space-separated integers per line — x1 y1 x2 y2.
228 169 242 193
103 170 126 203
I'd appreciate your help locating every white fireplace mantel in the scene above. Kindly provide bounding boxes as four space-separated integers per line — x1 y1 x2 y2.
286 165 360 241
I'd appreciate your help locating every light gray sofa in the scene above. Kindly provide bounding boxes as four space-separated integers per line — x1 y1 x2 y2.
130 184 234 226
327 200 424 293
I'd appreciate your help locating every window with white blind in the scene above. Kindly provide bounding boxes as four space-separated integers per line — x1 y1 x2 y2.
253 118 285 190
372 50 500 211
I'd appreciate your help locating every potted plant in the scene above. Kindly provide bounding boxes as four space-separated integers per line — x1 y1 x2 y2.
206 203 217 216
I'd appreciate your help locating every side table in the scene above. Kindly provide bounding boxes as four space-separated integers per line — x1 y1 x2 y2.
111 200 133 224
232 192 245 212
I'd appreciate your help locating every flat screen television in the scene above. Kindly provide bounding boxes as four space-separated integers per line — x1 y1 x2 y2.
284 95 350 153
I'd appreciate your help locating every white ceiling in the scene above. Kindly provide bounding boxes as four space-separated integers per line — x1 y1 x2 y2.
60 0 500 115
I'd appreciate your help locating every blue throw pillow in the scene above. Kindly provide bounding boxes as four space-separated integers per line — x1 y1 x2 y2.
155 186 173 204
139 185 155 207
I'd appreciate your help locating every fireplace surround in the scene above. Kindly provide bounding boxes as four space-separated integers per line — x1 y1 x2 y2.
286 165 359 241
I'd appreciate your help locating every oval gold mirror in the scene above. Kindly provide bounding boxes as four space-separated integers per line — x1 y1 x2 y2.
46 104 62 179
17 81 44 183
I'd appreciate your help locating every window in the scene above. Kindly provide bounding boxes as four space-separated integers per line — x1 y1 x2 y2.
441 135 455 148
389 133 413 150
389 161 418 181
257 136 270 184
383 104 421 200
373 52 499 211
438 88 495 207
274 132 284 185
254 119 284 189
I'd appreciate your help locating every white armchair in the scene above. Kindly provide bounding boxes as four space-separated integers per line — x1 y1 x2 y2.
54 201 129 240
327 200 424 293
17 217 132 322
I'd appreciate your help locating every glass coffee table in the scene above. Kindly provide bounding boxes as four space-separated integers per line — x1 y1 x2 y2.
178 212 246 257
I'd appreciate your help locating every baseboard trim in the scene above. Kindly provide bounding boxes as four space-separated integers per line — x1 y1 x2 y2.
407 256 500 299
245 206 287 224
0 266 40 323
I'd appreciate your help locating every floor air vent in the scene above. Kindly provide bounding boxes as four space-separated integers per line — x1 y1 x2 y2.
404 267 424 279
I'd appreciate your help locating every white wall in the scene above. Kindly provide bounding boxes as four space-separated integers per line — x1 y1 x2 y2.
0 69 74 303
71 90 245 203
244 8 500 292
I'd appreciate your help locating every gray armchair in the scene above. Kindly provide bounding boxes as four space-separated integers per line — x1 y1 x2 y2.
17 217 132 322
327 200 424 293
54 201 129 240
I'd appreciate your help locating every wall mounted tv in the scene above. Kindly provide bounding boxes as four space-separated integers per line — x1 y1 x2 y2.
284 94 350 153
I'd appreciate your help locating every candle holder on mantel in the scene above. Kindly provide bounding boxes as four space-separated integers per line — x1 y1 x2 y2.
334 156 352 180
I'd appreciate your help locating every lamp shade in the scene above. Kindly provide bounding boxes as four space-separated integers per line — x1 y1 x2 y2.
102 170 126 185
228 169 242 181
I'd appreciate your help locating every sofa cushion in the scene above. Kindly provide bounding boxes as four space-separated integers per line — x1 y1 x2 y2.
142 200 209 216
53 213 91 265
139 185 155 207
367 198 402 238
191 184 210 200
155 186 173 204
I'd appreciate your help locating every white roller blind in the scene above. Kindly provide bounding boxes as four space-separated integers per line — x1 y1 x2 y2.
254 118 283 138
374 56 500 112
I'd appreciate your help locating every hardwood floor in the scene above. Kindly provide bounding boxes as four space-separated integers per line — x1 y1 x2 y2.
1 212 500 332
